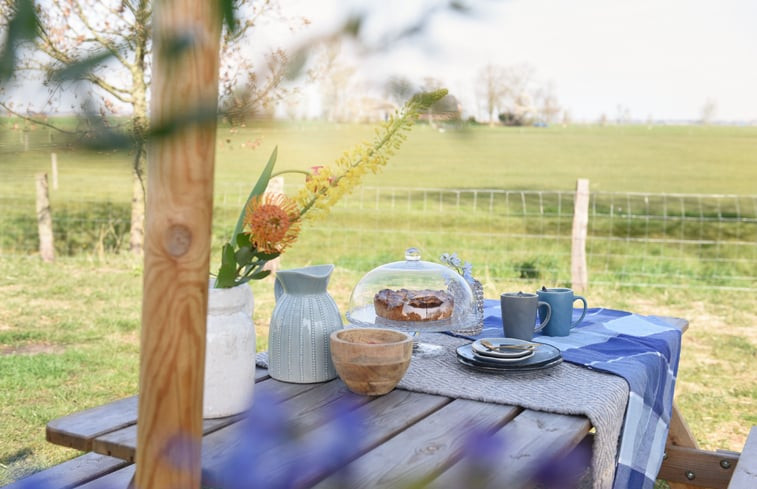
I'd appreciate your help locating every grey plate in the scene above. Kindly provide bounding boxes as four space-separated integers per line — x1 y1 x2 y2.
473 348 535 362
456 342 561 370
471 338 537 359
457 355 563 373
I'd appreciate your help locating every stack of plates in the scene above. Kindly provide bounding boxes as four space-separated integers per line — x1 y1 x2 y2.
456 337 562 373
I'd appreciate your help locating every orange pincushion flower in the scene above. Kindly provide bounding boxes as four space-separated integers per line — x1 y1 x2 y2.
244 193 301 254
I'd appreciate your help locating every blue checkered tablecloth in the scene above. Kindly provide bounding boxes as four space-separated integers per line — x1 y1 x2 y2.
476 300 682 489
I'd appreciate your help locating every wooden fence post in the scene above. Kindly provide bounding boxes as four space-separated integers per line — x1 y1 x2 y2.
135 0 222 488
571 178 590 292
35 173 55 263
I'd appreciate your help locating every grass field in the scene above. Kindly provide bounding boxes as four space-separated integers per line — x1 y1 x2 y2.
1 121 756 484
3 121 757 195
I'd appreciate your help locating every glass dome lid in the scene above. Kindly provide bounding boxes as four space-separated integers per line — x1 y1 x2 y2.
346 248 477 332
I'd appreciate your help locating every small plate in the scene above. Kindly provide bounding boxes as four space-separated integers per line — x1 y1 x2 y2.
471 338 539 359
457 355 563 373
457 342 561 370
473 348 535 362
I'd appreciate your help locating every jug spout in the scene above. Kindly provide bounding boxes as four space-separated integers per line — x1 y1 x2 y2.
274 264 334 299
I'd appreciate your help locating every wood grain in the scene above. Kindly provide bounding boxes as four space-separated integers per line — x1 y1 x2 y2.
205 387 454 488
571 178 590 292
49 369 270 456
431 409 592 489
46 396 139 451
3 453 129 489
660 445 739 489
665 403 702 489
93 415 245 463
92 376 322 462
77 465 135 489
313 398 519 489
136 0 222 488
35 172 54 263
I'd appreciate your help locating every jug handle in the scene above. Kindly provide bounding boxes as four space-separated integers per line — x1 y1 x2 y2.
274 276 284 302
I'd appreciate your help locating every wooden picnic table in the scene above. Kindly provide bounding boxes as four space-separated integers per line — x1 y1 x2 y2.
46 365 593 488
44 316 742 489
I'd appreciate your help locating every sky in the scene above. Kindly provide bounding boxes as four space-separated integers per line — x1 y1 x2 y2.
255 0 757 122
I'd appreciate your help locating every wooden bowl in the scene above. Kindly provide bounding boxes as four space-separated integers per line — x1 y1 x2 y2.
330 328 413 396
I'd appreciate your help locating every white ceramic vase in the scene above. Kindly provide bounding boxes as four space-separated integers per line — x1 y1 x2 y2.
204 278 256 418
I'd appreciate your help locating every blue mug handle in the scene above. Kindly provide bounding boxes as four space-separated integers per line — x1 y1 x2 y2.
535 301 551 332
571 295 588 328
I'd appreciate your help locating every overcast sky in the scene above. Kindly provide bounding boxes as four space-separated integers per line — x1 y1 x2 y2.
258 0 757 122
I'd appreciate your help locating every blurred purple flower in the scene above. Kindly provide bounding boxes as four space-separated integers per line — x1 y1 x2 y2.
533 437 593 489
459 425 507 469
216 389 365 489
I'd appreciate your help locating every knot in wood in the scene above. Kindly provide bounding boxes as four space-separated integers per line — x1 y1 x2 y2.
165 224 192 257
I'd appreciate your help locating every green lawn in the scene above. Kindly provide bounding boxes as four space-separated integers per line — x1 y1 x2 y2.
1 121 756 484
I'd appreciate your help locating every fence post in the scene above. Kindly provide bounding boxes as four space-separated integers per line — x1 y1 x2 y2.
571 178 590 292
35 173 55 263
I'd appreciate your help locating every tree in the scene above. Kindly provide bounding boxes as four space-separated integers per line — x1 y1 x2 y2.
475 62 538 126
383 75 416 107
506 63 536 123
0 0 298 254
533 81 561 125
700 98 717 125
476 63 508 126
307 40 357 122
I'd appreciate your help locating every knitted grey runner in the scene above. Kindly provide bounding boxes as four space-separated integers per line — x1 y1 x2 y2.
258 332 629 489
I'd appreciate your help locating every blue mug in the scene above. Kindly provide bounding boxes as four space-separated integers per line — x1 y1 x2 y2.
537 288 587 337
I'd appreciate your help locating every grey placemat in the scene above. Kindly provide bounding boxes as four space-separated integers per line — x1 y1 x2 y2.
258 332 629 489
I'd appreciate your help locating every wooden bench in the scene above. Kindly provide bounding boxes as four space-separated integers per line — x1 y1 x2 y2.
1 452 133 489
728 426 757 489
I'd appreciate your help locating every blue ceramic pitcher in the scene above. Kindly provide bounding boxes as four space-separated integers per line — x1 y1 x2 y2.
268 264 343 383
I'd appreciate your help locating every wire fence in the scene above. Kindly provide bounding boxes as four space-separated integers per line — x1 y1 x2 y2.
2 184 755 290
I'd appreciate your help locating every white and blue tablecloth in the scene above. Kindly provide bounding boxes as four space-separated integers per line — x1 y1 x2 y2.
473 300 683 489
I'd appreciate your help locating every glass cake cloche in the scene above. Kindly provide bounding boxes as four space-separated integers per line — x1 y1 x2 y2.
346 248 478 332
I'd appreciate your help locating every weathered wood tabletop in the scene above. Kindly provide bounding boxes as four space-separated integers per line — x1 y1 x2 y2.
47 366 593 489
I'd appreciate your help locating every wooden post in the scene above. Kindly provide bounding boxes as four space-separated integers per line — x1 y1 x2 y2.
51 153 58 190
571 178 590 292
135 0 221 488
35 173 55 263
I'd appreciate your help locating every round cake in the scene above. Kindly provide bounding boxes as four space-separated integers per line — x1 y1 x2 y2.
373 288 454 322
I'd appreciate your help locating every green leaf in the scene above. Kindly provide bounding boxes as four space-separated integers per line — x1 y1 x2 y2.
50 49 117 82
214 243 238 288
231 147 278 242
0 0 40 82
410 89 449 111
235 246 254 267
249 270 271 281
254 251 280 261
235 269 270 286
220 0 236 33
235 232 252 248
